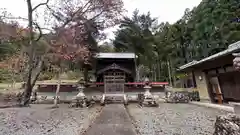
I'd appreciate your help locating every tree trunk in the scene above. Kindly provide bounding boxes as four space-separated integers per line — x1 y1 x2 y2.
11 71 16 89
167 60 172 87
31 60 43 86
170 60 176 87
154 64 157 82
158 61 161 81
83 67 88 83
134 54 138 82
21 59 43 106
22 82 32 105
136 66 140 82
54 70 61 106
22 0 34 106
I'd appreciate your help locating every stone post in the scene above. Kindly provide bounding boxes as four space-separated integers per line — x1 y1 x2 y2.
232 53 240 115
233 53 240 71
30 88 37 103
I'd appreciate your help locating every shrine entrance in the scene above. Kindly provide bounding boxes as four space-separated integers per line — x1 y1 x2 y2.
104 72 125 94
101 71 128 104
95 53 136 105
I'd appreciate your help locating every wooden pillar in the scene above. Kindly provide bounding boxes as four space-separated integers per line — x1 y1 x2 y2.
214 83 223 104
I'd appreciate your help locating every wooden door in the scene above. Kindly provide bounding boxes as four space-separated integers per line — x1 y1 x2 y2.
218 72 240 102
104 72 125 94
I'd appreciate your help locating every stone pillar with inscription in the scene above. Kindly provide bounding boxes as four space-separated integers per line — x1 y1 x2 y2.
233 53 240 71
233 53 240 115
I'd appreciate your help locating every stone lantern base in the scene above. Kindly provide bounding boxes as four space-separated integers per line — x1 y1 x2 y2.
69 85 95 108
138 85 158 107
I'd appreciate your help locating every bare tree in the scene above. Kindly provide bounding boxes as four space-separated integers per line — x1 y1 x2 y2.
48 0 123 106
0 0 124 106
17 0 51 105
46 28 90 106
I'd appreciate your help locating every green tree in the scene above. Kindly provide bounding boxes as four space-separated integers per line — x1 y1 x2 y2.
113 10 158 74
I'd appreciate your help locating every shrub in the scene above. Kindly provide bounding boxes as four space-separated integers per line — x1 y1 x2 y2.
38 72 55 81
0 69 22 83
67 71 83 80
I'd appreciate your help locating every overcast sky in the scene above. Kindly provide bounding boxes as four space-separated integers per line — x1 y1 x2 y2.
1 0 202 42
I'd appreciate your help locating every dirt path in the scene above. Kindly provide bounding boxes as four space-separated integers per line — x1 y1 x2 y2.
84 104 136 135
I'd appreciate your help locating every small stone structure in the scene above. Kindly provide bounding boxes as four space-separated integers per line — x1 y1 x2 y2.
69 84 95 108
165 91 189 103
137 79 158 107
233 53 240 70
30 88 37 103
188 91 200 101
214 114 240 135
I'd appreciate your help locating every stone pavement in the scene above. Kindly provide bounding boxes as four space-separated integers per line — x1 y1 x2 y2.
84 104 136 135
190 101 234 113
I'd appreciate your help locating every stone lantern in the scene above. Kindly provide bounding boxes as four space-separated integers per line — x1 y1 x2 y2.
76 84 86 99
143 76 152 97
70 82 87 108
144 84 152 99
141 76 158 106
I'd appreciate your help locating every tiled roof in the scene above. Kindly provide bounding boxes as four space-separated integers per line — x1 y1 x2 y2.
95 53 136 59
178 60 198 70
96 63 132 74
178 41 240 71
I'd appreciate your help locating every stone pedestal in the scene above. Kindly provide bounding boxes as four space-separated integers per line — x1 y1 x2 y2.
70 84 87 108
144 85 153 99
214 114 240 135
141 85 158 107
76 90 85 98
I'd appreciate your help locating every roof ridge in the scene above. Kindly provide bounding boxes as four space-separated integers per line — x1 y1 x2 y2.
178 41 240 71
228 41 240 49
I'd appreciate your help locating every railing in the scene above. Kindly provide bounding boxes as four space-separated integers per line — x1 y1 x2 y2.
95 82 168 86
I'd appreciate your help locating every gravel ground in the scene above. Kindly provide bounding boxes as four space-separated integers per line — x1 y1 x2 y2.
0 104 102 135
127 103 230 135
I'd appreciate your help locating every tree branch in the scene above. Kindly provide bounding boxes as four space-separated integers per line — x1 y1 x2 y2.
32 0 50 11
34 22 42 42
46 0 93 29
0 16 45 42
